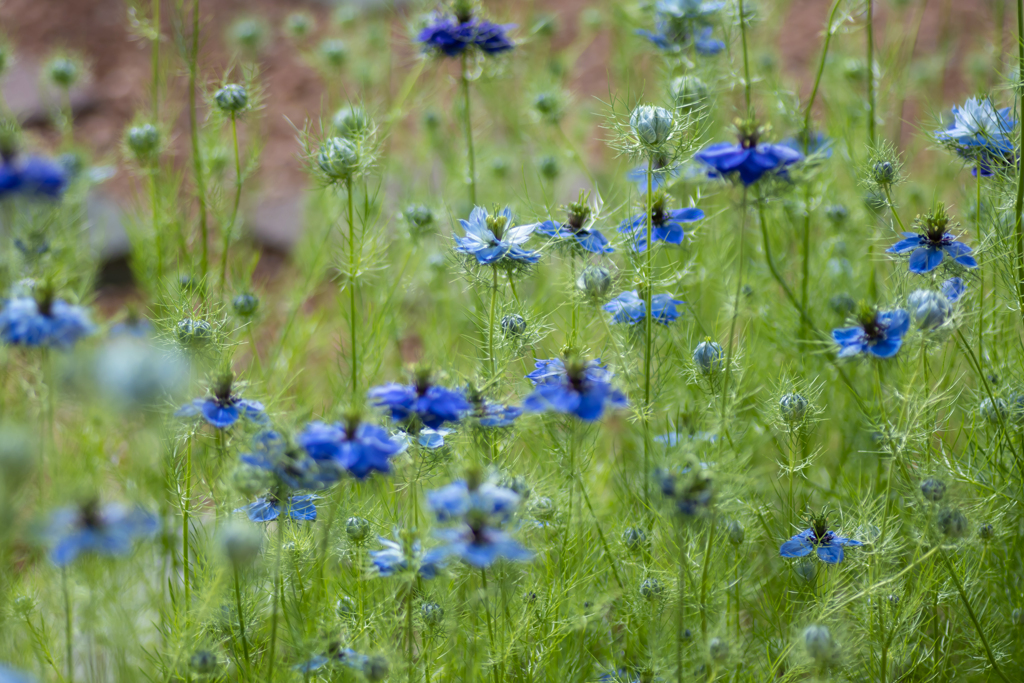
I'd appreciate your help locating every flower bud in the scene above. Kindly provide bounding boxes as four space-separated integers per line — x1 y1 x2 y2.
576 265 612 298
802 624 835 663
319 38 348 68
979 523 995 541
825 204 848 224
491 157 510 178
538 155 560 180
630 105 674 146
214 84 248 114
530 496 554 523
670 75 709 113
533 92 563 122
230 17 267 53
727 520 744 546
221 522 262 567
333 105 372 139
11 595 36 617
126 124 161 163
47 57 79 88
871 160 897 186
779 393 808 423
936 508 968 538
232 293 259 318
317 137 360 182
692 340 724 375
908 290 951 330
189 651 219 675
176 318 214 349
337 595 357 618
980 397 1007 424
346 517 370 543
501 314 527 338
639 578 663 600
421 601 444 627
920 477 946 502
708 637 729 662
284 11 314 39
363 655 389 682
403 205 434 234
622 527 649 553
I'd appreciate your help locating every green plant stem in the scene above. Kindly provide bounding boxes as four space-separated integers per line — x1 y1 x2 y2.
182 437 192 610
722 188 748 419
234 566 250 666
698 521 715 639
882 187 907 232
406 582 415 683
346 177 358 398
63 568 73 683
1015 0 1024 316
221 112 242 294
460 53 477 206
643 156 654 517
150 171 163 283
576 473 625 591
738 0 752 112
151 0 160 117
976 171 984 364
489 267 498 378
480 569 496 683
866 0 876 144
188 0 208 279
939 548 1010 683
675 526 686 683
266 512 286 683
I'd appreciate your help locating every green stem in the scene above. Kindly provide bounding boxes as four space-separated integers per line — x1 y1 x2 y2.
267 510 286 683
150 170 163 284
63 568 73 683
234 566 250 666
460 53 477 206
182 437 192 610
1015 0 1024 316
698 522 715 639
347 177 358 398
939 548 1010 683
976 170 984 364
151 0 160 117
643 156 654 517
738 0 752 112
882 187 907 232
188 0 209 279
722 188 748 419
406 582 415 683
489 267 498 378
803 0 843 133
577 473 625 591
676 526 686 683
866 0 876 144
221 112 242 294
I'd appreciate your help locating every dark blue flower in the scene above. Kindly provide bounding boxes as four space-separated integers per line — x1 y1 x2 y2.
417 15 514 58
832 308 910 359
941 277 966 302
455 206 540 265
638 25 724 55
780 524 863 565
427 480 521 523
0 154 69 199
886 233 977 274
368 379 471 429
46 501 159 567
477 401 521 427
432 526 532 568
241 431 336 490
296 419 405 480
176 396 266 429
236 494 317 523
657 0 726 18
779 132 834 161
0 296 93 349
534 220 612 254
617 197 704 252
935 98 1015 151
523 357 627 422
370 531 445 579
294 647 365 674
626 158 682 191
0 665 34 683
417 428 449 449
603 291 684 325
695 139 803 186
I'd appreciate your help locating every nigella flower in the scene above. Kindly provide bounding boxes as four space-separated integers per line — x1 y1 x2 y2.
370 530 445 579
626 155 681 191
433 525 533 567
603 290 684 325
534 191 613 254
0 293 93 349
176 371 267 429
368 371 471 430
46 500 159 567
941 277 966 302
695 122 803 186
0 665 34 683
617 193 704 252
455 206 540 265
779 131 834 162
427 479 521 523
657 466 713 517
832 305 910 359
241 431 336 489
295 645 365 674
886 204 977 274
638 24 724 55
417 428 449 449
523 356 627 422
657 0 726 19
0 153 69 199
935 97 1015 151
417 14 514 58
428 475 531 568
236 494 317 523
780 512 863 564
296 416 405 480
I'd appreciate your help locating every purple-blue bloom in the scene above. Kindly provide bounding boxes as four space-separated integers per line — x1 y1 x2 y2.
832 308 910 359
294 647 364 674
523 357 627 422
427 480 521 523
886 233 977 274
241 430 336 490
617 198 704 253
0 296 94 349
176 396 266 429
603 290 683 325
368 379 471 430
535 219 612 254
780 524 863 565
941 277 966 302
236 494 317 523
296 419 405 480
432 525 532 568
477 401 521 427
417 15 514 58
370 531 445 579
46 501 159 567
637 25 724 55
0 154 69 199
695 139 803 186
455 206 540 265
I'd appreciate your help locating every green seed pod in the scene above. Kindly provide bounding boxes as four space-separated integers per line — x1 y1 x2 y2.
47 57 79 88
317 137 360 182
214 84 249 114
126 124 161 163
670 75 709 113
630 105 673 146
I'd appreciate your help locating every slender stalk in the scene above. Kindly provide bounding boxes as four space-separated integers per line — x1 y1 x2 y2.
151 0 161 117
643 156 654 515
698 522 715 639
976 171 984 364
1015 0 1024 315
346 177 358 397
459 53 477 206
221 112 242 293
866 0 876 144
406 582 415 683
577 473 625 591
939 548 1010 683
675 526 686 683
480 569 496 683
188 0 209 278
63 568 73 683
150 171 163 283
234 566 250 665
738 0 752 112
721 188 748 418
182 437 192 610
489 267 498 378
266 511 286 683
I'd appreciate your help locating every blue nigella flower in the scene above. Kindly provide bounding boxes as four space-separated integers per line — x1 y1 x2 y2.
885 205 977 274
241 430 336 490
0 295 93 349
779 131 834 162
0 154 69 199
368 374 471 430
638 24 724 55
427 479 521 523
832 306 910 359
534 191 613 254
417 428 449 449
695 124 803 186
780 513 863 564
236 494 317 523
657 0 726 18
294 647 365 674
477 401 521 427
934 98 1017 177
603 290 684 325
432 526 533 568
428 477 532 568
523 357 628 422
417 14 514 58
941 277 966 302
626 156 681 191
0 665 34 683
296 417 405 480
617 194 704 252
176 373 267 430
455 206 540 265
46 501 159 567
657 466 713 516
370 530 445 579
